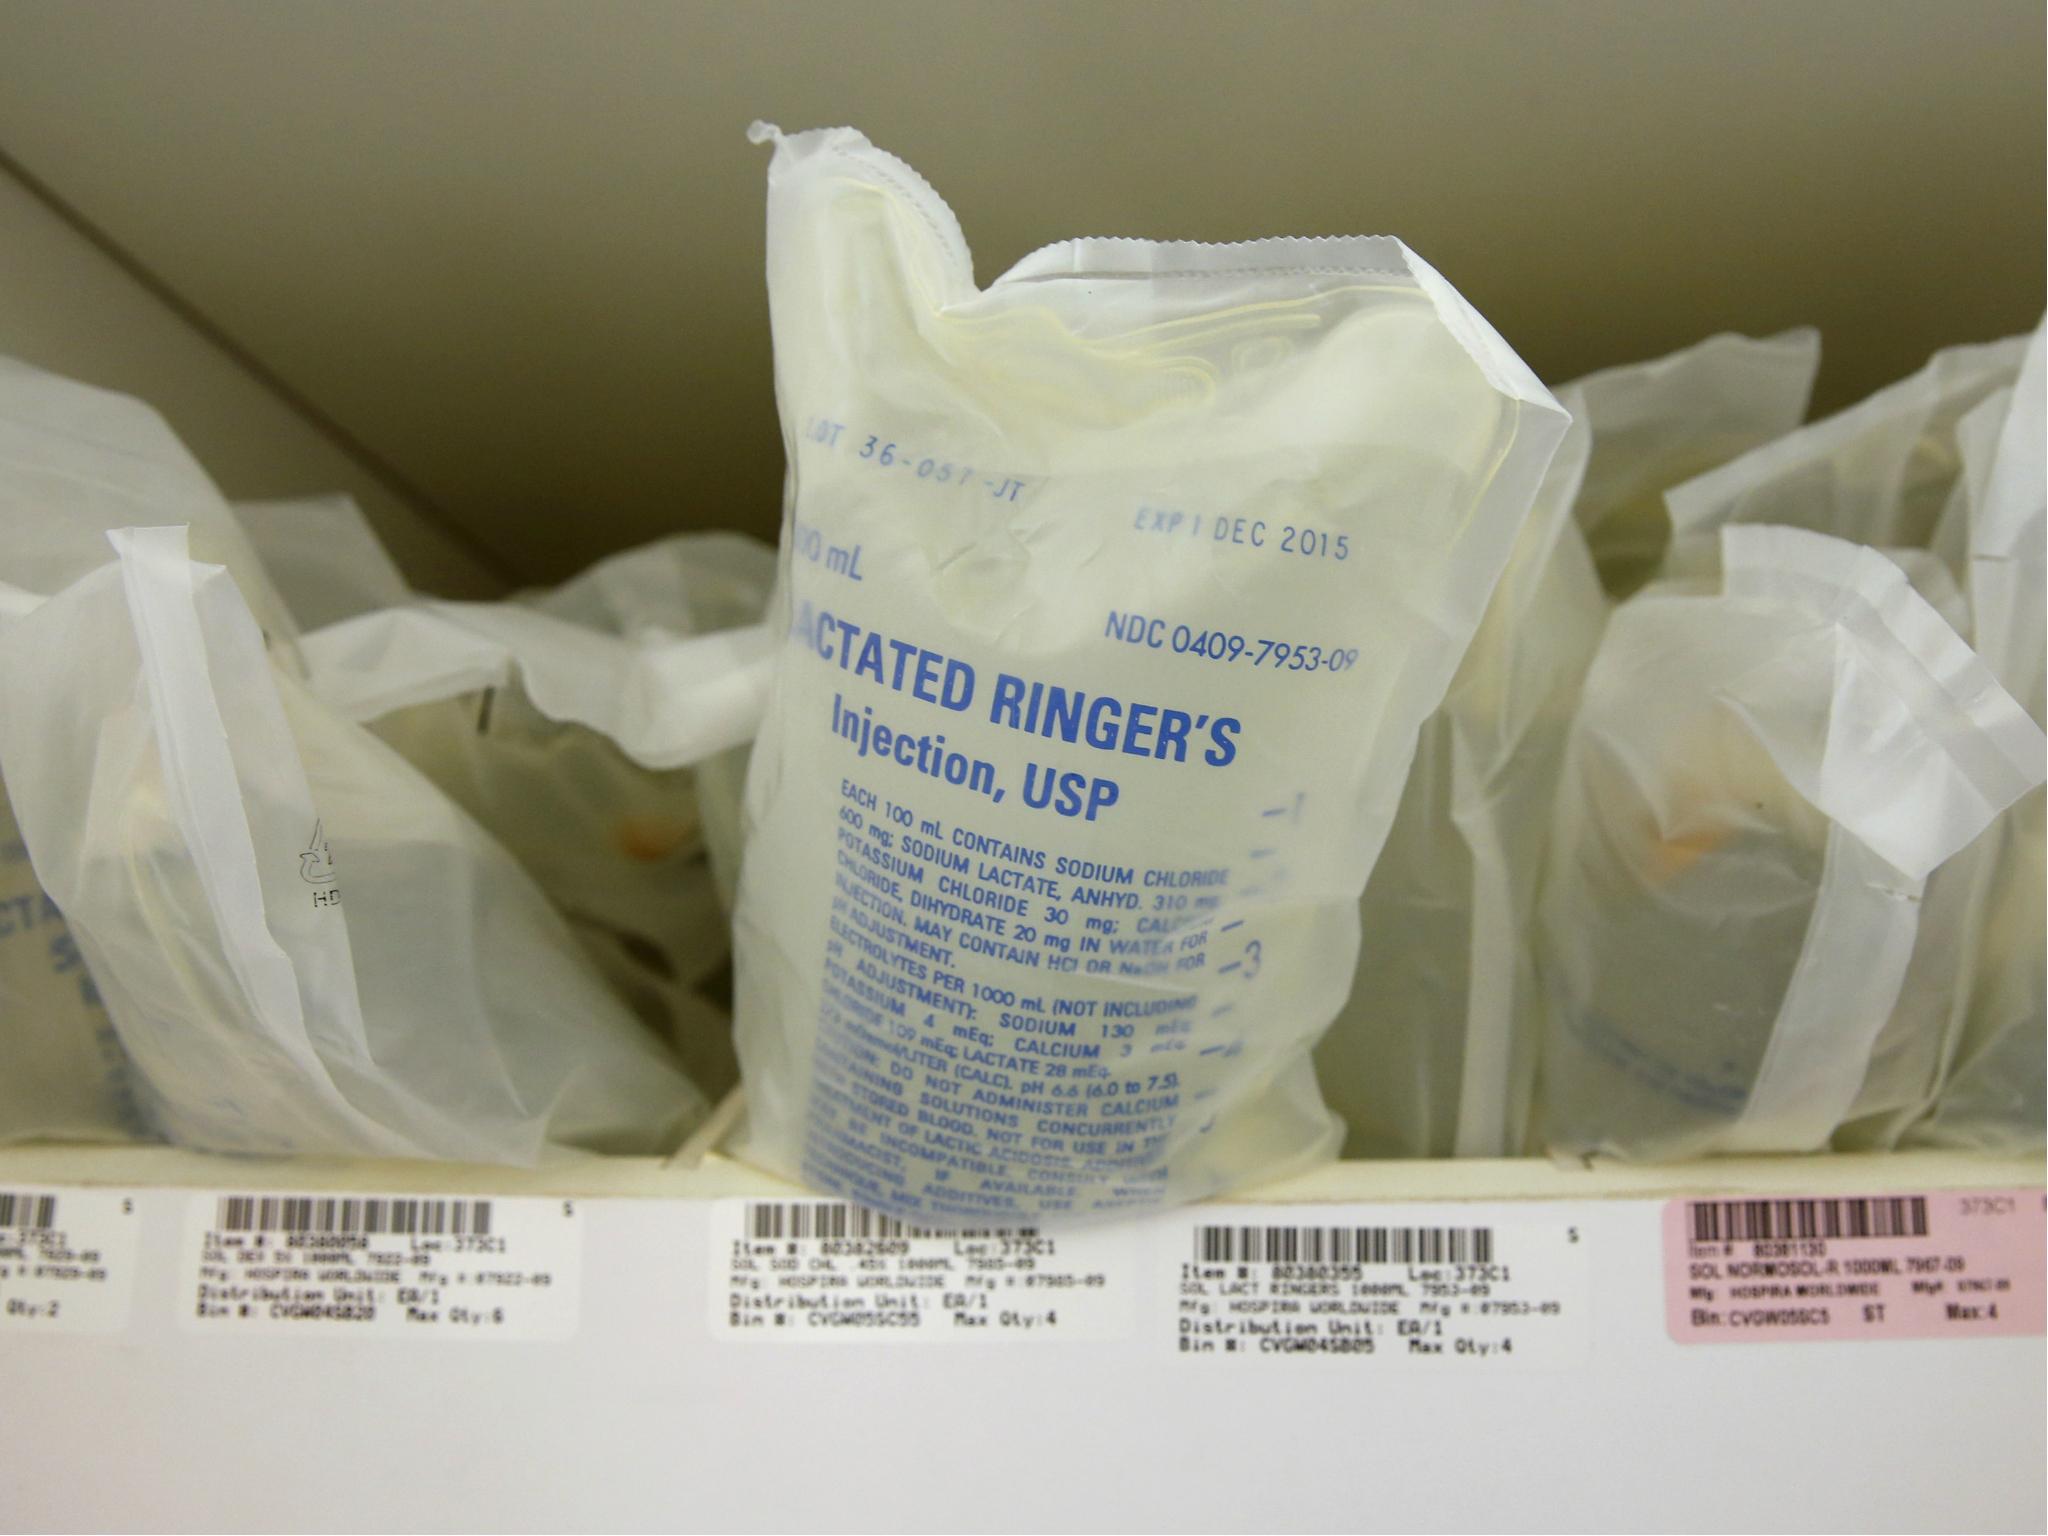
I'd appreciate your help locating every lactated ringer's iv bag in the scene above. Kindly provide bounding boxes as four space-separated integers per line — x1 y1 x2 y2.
731 125 1567 1221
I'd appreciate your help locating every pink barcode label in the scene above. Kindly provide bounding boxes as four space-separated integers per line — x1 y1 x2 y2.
1664 1190 2044 1344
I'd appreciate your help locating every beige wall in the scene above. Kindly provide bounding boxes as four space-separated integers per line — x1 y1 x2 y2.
0 160 505 594
0 0 2040 586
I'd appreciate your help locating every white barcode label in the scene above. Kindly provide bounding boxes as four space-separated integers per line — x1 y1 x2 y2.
743 1200 1026 1242
1194 1223 1495 1265
0 1191 60 1230
1164 1203 1589 1368
710 1199 1134 1343
213 1195 494 1238
181 1192 581 1340
0 1188 140 1333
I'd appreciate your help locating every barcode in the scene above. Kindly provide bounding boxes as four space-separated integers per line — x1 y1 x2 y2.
215 1196 493 1237
745 1201 1028 1241
1689 1197 1929 1243
1194 1225 1495 1265
0 1192 58 1230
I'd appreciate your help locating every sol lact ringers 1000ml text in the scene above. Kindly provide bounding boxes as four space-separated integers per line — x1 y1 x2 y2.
732 124 1568 1222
